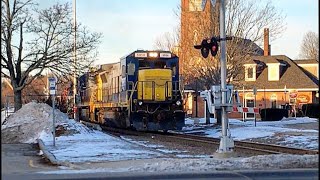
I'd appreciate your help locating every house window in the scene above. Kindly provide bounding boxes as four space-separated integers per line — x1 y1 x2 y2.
247 67 253 78
267 64 280 81
245 65 256 81
271 100 277 108
271 94 277 108
245 93 255 119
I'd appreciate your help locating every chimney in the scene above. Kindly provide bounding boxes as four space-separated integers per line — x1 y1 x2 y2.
264 28 270 56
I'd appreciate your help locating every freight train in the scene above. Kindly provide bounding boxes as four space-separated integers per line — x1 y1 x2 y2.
77 50 185 131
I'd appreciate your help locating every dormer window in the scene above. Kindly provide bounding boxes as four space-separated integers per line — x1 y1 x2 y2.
267 63 280 81
244 65 256 81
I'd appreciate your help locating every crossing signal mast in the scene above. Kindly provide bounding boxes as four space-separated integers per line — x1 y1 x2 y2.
194 0 235 154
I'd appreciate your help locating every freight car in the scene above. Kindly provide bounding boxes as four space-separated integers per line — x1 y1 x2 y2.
77 50 185 131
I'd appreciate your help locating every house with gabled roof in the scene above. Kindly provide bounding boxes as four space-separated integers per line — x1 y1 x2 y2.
233 30 319 119
235 55 319 119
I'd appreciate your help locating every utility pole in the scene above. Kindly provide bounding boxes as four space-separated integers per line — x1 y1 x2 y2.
73 0 77 121
217 0 234 153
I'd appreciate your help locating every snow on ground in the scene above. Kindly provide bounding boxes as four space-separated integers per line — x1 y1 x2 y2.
38 113 317 173
182 117 319 150
40 121 162 163
39 154 318 174
1 102 318 173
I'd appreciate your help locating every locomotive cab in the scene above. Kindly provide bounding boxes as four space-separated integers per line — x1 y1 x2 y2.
122 51 185 131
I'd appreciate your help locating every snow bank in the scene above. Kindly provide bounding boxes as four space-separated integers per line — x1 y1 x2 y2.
131 154 318 172
1 102 69 143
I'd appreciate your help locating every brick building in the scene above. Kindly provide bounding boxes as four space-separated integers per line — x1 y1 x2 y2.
236 55 318 119
180 0 218 75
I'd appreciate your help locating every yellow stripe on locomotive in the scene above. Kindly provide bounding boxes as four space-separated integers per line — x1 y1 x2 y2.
137 69 172 101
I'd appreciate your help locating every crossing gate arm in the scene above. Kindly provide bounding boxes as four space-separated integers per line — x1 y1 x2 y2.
233 106 259 114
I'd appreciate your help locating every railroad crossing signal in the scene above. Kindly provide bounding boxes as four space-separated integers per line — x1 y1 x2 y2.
194 36 232 58
194 37 219 58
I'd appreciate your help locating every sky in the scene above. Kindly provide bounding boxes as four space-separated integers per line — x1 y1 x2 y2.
38 0 318 64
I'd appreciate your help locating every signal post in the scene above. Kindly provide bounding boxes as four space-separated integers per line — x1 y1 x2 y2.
195 0 234 153
217 0 234 153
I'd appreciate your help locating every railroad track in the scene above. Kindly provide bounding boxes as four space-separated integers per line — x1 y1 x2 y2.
82 121 318 156
164 132 319 155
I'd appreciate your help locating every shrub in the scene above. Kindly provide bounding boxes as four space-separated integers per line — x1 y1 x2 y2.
302 104 319 118
260 108 289 121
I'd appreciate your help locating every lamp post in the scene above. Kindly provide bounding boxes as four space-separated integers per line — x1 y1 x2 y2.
73 0 77 120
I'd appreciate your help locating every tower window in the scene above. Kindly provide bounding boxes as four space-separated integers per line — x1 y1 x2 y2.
189 0 203 11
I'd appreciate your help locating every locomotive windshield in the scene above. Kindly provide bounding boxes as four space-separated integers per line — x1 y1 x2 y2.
154 61 167 68
138 59 167 69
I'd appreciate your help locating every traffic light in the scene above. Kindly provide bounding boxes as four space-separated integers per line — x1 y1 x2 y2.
194 37 219 58
198 39 210 58
210 37 219 56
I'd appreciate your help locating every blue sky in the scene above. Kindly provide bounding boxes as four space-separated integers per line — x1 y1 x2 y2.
42 0 318 64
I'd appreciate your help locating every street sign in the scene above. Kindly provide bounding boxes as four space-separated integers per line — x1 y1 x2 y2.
48 77 56 95
289 90 298 98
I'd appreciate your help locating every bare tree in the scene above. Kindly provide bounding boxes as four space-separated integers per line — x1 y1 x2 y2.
1 0 102 111
154 0 286 90
299 31 319 61
153 28 180 51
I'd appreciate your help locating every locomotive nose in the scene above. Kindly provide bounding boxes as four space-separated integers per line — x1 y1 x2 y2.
156 111 166 121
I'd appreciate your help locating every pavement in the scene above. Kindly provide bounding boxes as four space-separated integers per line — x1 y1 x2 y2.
1 143 60 177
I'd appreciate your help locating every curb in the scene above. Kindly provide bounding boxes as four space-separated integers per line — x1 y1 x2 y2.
37 139 59 165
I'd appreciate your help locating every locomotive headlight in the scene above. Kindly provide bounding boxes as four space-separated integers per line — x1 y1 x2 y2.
138 101 143 106
176 100 181 106
148 52 158 58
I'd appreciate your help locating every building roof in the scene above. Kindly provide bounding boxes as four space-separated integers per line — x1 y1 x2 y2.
251 56 279 64
293 59 319 64
240 55 319 90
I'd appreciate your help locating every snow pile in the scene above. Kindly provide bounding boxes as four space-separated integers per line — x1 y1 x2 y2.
1 102 69 143
39 154 318 174
130 154 318 172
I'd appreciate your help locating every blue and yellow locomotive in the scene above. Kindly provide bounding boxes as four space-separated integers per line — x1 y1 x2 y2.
77 50 185 131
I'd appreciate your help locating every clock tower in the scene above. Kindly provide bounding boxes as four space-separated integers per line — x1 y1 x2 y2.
180 0 218 80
